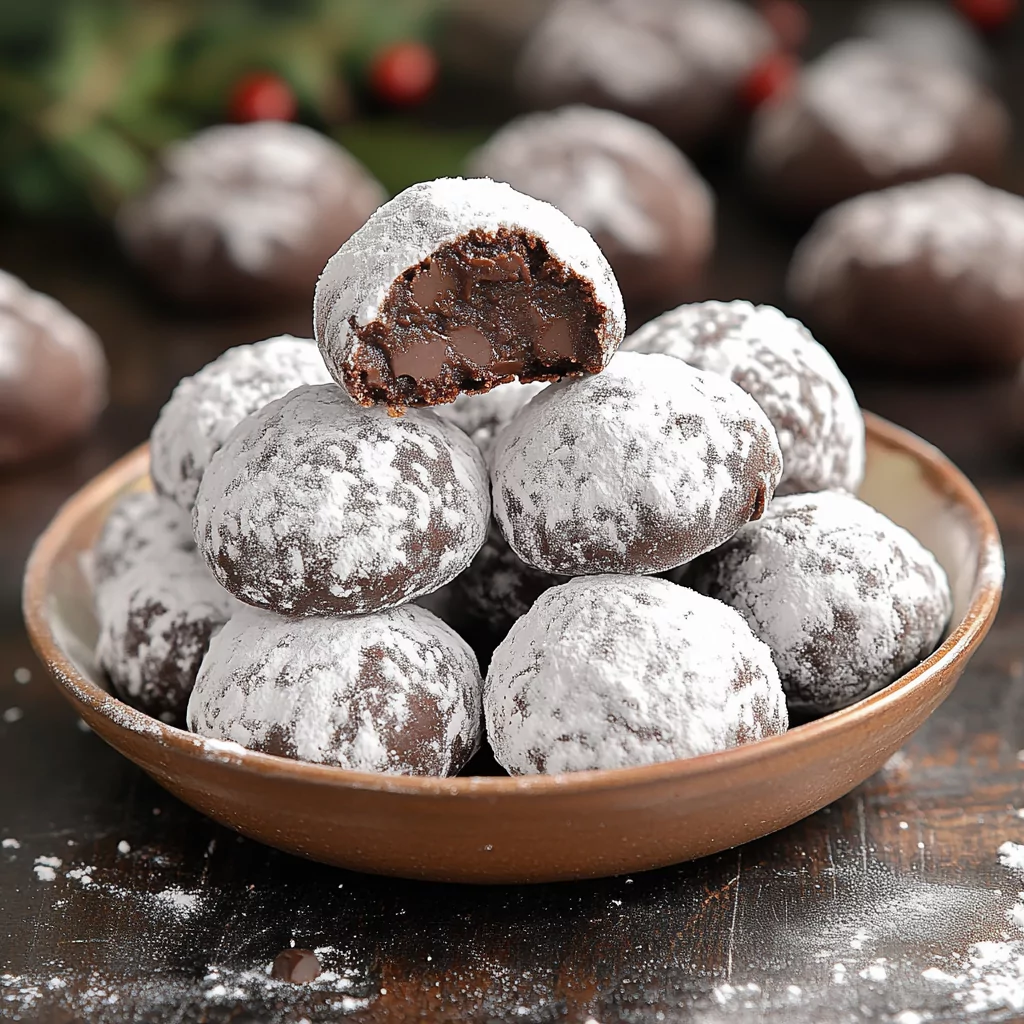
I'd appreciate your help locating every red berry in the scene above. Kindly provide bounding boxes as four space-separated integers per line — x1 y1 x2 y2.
758 0 809 51
954 0 1018 31
369 41 438 108
740 52 799 109
228 72 297 123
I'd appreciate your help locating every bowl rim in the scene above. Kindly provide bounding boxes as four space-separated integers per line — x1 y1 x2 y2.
23 411 1004 799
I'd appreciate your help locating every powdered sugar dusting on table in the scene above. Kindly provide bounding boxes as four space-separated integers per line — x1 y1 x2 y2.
188 604 482 774
313 177 624 382
624 300 864 495
485 575 786 774
751 41 984 177
491 350 782 575
150 335 333 510
195 384 489 616
789 175 1024 306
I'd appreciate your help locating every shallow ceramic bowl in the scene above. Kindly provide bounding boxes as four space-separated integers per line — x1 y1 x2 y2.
24 414 1003 884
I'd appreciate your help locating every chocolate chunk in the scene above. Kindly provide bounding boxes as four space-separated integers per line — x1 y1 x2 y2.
271 948 322 984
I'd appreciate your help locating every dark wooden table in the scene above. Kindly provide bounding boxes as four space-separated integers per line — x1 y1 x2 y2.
8 6 1024 1022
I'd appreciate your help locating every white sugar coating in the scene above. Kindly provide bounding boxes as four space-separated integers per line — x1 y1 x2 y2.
150 335 333 510
95 549 239 722
788 175 1024 307
188 604 483 775
517 0 770 110
92 491 195 588
194 384 490 616
468 105 712 258
690 491 953 715
313 176 625 387
485 575 787 774
491 350 783 576
1000 842 1024 872
750 42 990 178
118 121 384 277
623 301 864 495
433 381 548 461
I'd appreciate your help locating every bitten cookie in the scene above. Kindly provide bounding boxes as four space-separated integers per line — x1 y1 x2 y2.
491 351 782 576
787 175 1024 369
469 106 714 315
515 0 772 147
150 335 333 510
690 491 953 715
314 177 625 412
485 574 788 774
747 42 1008 216
188 604 483 776
624 300 864 494
0 269 107 465
92 490 196 589
117 122 385 306
194 384 490 616
95 549 238 725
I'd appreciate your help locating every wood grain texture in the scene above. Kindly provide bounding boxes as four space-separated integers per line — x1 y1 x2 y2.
6 3 1024 1019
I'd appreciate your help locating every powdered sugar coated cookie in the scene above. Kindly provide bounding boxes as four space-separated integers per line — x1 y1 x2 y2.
150 335 333 510
193 384 490 617
491 350 783 575
188 604 482 775
690 491 952 714
624 300 864 494
485 574 787 774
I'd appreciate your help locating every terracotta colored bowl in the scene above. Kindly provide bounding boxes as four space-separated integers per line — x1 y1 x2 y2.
23 414 1003 884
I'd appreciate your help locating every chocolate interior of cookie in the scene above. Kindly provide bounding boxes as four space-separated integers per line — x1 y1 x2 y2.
347 227 608 410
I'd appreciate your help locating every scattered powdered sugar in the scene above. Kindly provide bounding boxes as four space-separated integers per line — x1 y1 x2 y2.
516 0 769 112
691 491 952 714
999 842 1024 872
3 838 20 849
788 175 1024 306
491 350 782 575
194 384 490 616
624 300 864 495
116 841 130 855
485 575 787 774
33 856 61 881
118 122 383 278
434 380 548 461
469 105 712 256
94 548 240 721
66 866 95 886
751 41 989 177
92 490 195 588
149 335 333 510
188 603 482 775
314 177 624 384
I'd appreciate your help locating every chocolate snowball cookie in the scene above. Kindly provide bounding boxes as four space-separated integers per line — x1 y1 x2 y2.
434 381 547 462
150 335 333 510
690 491 953 715
92 491 195 589
624 301 864 495
194 384 490 617
0 269 107 465
95 549 238 725
747 42 1009 217
468 106 714 315
188 604 482 776
485 575 788 774
314 177 625 412
117 122 385 306
787 176 1024 370
515 0 772 148
491 351 782 576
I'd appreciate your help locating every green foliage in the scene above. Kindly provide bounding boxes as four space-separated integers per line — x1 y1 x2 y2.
0 0 445 217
